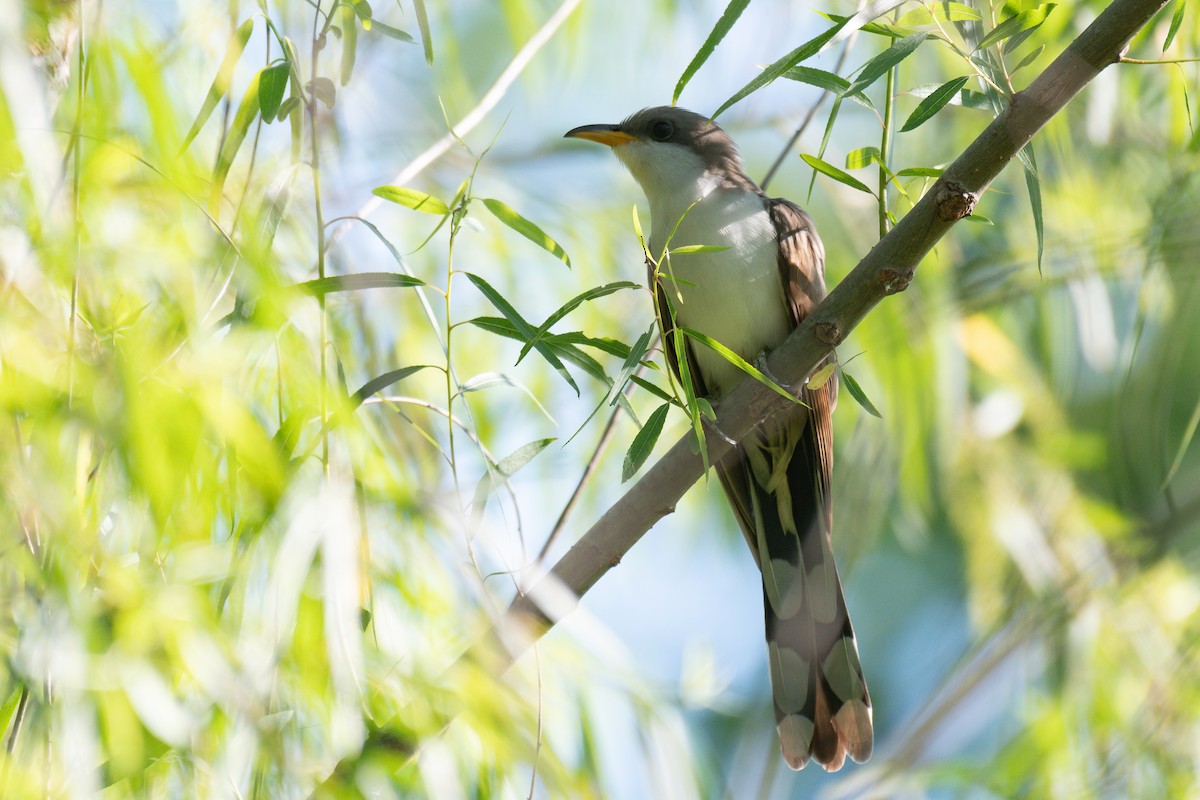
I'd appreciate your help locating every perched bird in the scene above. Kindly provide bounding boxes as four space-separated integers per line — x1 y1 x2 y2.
565 107 872 771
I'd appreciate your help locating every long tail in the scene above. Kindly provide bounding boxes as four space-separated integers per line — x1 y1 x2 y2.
718 381 872 771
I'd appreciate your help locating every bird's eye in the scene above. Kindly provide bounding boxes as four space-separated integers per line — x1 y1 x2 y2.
650 120 674 141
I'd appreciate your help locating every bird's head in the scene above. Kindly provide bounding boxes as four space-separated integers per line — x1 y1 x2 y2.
564 106 749 199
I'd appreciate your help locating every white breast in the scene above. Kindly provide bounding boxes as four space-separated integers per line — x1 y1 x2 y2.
649 184 792 398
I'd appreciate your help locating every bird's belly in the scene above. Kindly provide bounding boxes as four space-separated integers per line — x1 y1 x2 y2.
664 209 792 397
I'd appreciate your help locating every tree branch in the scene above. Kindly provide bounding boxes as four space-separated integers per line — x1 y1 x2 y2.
322 0 1173 779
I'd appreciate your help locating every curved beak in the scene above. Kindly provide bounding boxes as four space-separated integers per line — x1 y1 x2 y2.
563 123 635 147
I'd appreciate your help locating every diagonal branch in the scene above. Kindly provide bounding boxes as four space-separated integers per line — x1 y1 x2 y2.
319 0 1173 780
500 0 1171 655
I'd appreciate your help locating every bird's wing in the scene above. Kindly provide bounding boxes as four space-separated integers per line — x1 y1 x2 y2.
715 197 872 771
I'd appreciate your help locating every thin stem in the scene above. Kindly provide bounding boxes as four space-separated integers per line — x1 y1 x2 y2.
1120 56 1200 64
67 5 87 410
309 2 330 473
879 64 895 237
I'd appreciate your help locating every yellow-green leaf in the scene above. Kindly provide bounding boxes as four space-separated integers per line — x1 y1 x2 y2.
482 198 571 267
372 185 450 214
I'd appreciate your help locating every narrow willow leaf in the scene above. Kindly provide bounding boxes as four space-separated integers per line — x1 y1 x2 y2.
1164 0 1187 50
372 185 450 214
818 11 917 38
517 281 640 362
670 244 730 255
1011 44 1046 74
373 20 415 42
465 274 580 395
713 15 854 118
352 365 431 406
896 2 981 25
211 71 262 207
962 212 994 224
680 328 801 404
901 75 970 132
296 272 426 296
808 362 836 390
842 371 881 417
801 153 875 195
674 0 752 104
845 146 881 170
846 32 928 96
783 66 877 111
258 62 290 119
472 317 610 387
458 373 557 424
623 403 670 482
1162 394 1200 488
896 166 943 177
974 4 1056 52
181 18 253 152
1024 166 1044 273
413 0 434 64
472 438 557 519
351 0 373 22
339 2 358 85
609 326 655 408
276 95 301 122
482 198 571 267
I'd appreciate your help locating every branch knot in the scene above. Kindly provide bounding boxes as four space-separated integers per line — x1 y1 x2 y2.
936 181 978 221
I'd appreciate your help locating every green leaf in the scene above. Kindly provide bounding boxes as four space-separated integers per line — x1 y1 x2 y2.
900 75 970 132
482 198 571 267
842 371 881 417
516 281 640 363
679 328 801 404
1022 145 1044 274
181 18 253 153
845 32 928 96
258 62 290 120
351 0 373 22
413 0 434 64
1163 394 1200 488
211 70 262 208
276 95 301 122
896 166 944 177
472 438 556 520
295 272 426 296
845 146 881 170
609 326 656 408
782 66 877 111
339 2 358 85
352 365 431 407
373 20 415 43
896 3 981 25
962 212 993 225
674 0 752 104
372 185 450 215
808 362 836 390
623 404 670 482
801 153 875 195
669 244 731 255
1011 44 1046 74
465 274 580 395
974 4 1056 52
1165 0 1187 50
713 14 855 118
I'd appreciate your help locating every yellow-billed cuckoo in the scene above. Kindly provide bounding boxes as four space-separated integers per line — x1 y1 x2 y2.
564 107 872 771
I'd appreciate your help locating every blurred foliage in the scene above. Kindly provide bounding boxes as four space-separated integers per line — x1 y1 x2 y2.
1 0 1198 798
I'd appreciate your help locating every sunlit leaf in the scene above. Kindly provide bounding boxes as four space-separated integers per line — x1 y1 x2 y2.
181 18 253 152
975 4 1056 52
516 281 639 363
680 327 801 404
1164 0 1187 50
674 0 752 104
623 403 670 482
295 272 427 296
211 70 262 208
482 198 571 267
896 3 981 26
372 185 450 214
896 166 944 177
845 32 928 96
801 153 875 195
808 362 836 390
845 146 881 170
670 244 730 255
339 3 358 85
901 76 970 132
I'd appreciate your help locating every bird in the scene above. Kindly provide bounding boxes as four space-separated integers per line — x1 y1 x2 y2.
564 107 872 771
